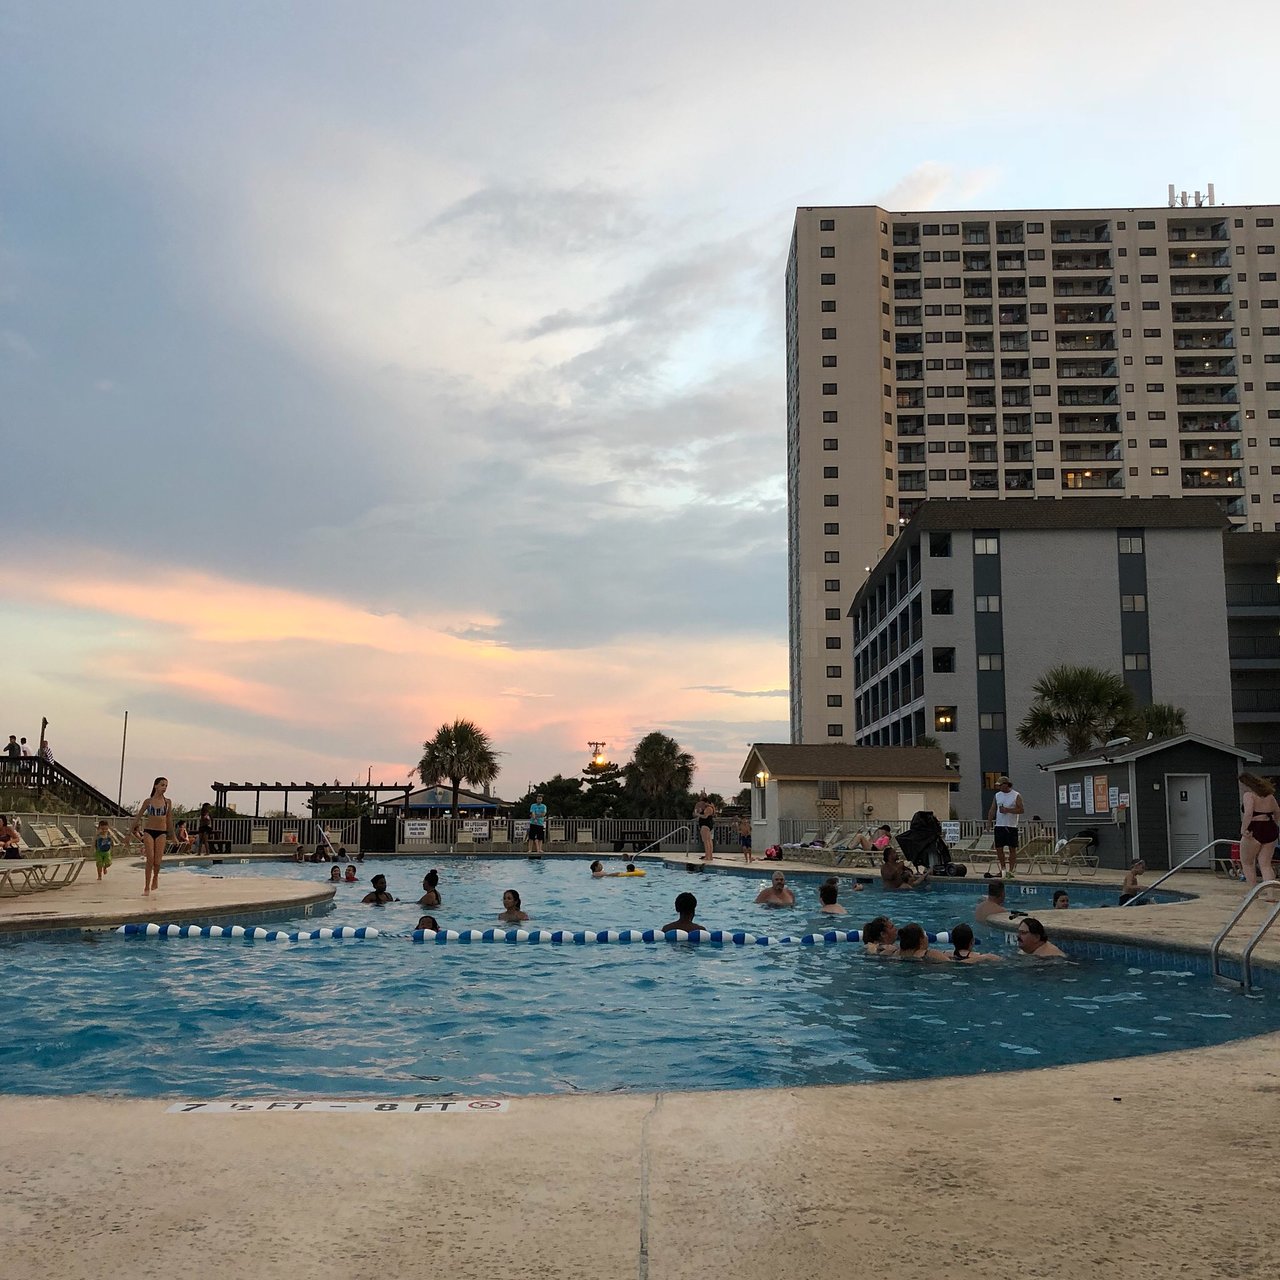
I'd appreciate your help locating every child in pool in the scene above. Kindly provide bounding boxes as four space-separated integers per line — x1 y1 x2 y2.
498 889 529 922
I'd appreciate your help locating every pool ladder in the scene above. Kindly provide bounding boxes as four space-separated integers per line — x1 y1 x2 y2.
1210 881 1280 994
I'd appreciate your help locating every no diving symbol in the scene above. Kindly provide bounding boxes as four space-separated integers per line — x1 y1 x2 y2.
467 1100 503 1109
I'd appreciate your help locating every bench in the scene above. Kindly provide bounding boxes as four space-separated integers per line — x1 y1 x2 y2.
613 829 652 853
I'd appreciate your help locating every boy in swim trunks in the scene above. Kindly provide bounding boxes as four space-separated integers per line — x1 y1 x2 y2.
94 820 113 880
738 814 753 863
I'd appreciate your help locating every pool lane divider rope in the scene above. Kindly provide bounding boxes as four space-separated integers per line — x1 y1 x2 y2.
116 924 969 945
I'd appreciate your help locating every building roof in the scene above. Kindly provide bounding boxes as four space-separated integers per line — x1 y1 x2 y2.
905 497 1229 535
1045 732 1260 771
379 785 514 810
740 743 954 784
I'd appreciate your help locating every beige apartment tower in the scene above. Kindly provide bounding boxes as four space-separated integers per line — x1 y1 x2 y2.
787 201 1280 744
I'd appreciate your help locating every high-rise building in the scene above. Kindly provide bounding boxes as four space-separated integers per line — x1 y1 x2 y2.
786 201 1280 744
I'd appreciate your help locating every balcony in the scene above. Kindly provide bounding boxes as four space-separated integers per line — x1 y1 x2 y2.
1056 332 1116 351
1169 249 1231 269
898 471 927 493
896 361 924 380
996 225 1024 245
964 226 990 245
1173 330 1234 350
998 305 1027 325
1062 443 1122 462
894 282 922 299
1170 275 1232 296
996 253 1025 272
966 306 993 325
895 307 923 326
1051 222 1111 243
898 444 926 464
1058 360 1119 379
1169 220 1228 242
970 470 999 491
1054 304 1115 325
893 227 920 246
1233 690 1280 714
1052 251 1112 271
1059 413 1120 434
1175 358 1236 378
1178 412 1240 433
1181 440 1241 461
897 416 925 436
968 388 997 408
997 279 1027 298
1005 470 1035 490
1001 387 1031 407
1003 414 1032 435
999 332 1029 351
1003 443 1033 463
966 360 995 380
964 254 991 272
969 444 997 462
895 335 923 353
1054 278 1113 297
1177 386 1238 405
1062 468 1124 490
1059 387 1118 407
964 280 993 298
968 415 997 435
1227 584 1280 608
1173 303 1233 324
1225 497 1247 519
1182 468 1243 489
1229 636 1280 662
1001 359 1030 380
897 389 924 409
966 333 995 352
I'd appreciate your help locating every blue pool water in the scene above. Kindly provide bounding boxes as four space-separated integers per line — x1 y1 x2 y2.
1 858 1274 1098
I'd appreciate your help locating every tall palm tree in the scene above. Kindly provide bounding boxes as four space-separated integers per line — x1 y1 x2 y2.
416 720 500 818
1130 702 1188 740
622 732 695 817
1016 665 1135 759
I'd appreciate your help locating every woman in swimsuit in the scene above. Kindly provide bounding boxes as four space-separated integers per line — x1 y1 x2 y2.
692 793 716 862
418 869 442 907
1239 772 1280 885
131 777 171 896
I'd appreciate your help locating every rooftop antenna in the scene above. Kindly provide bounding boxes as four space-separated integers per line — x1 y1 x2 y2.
1168 182 1217 208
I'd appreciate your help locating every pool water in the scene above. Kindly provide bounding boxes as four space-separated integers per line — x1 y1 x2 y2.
2 859 1274 1098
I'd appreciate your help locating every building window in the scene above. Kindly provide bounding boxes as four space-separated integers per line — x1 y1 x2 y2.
822 355 837 368
827 724 844 737
826 665 842 678
820 245 835 258
979 712 1006 730
933 647 956 673
821 273 835 285
823 438 838 451
824 551 840 563
929 533 952 557
975 595 1001 613
821 300 836 312
822 383 837 395
1118 536 1144 554
821 327 837 340
824 579 841 592
1151 466 1169 476
819 218 835 230
977 653 1003 670
931 589 954 614
823 522 839 535
934 706 957 732
1123 652 1149 671
827 694 843 707
1121 594 1147 612
825 608 840 621
825 637 841 650
823 465 838 478
973 535 999 555
823 494 838 507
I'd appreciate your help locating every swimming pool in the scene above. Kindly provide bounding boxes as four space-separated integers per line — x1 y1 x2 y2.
2 858 1274 1098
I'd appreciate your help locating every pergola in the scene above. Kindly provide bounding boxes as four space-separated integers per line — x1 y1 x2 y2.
209 780 413 818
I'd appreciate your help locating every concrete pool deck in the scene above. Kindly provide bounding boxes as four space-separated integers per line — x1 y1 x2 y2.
3 854 1279 1278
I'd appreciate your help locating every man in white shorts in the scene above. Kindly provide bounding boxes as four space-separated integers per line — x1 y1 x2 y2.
985 775 1024 879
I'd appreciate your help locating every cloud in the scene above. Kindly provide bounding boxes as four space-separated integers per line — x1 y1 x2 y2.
685 686 788 699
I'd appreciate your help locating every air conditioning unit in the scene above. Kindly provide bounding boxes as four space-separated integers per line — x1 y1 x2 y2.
862 802 875 817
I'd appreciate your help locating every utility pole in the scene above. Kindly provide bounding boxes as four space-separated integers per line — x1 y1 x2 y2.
117 711 128 805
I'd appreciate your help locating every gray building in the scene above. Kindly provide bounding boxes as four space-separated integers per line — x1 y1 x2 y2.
849 497 1236 820
1224 532 1280 777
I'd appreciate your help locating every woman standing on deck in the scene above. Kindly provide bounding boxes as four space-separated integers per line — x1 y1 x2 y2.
692 793 716 862
196 802 215 856
131 777 172 896
1239 773 1280 885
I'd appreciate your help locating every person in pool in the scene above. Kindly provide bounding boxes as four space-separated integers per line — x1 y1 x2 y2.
604 862 643 877
895 922 948 963
949 922 1000 964
861 916 898 955
498 889 529 922
361 874 396 905
1052 889 1070 910
328 866 342 882
880 845 928 890
975 880 1011 923
343 866 357 883
755 871 796 906
590 860 605 878
1016 916 1066 959
419 869 442 907
824 873 863 896
660 892 705 933
1118 860 1146 906
416 914 440 932
818 881 846 915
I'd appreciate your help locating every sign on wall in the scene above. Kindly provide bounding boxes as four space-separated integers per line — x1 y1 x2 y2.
1068 782 1083 809
1093 774 1110 814
405 820 431 840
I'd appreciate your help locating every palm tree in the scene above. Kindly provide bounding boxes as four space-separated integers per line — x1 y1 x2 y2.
622 732 695 817
1016 665 1135 759
1129 702 1188 740
416 720 500 818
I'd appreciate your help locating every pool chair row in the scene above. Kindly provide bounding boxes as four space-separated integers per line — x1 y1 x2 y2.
0 858 87 897
949 834 1100 875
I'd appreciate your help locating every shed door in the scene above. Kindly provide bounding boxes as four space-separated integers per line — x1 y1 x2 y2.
1165 774 1211 868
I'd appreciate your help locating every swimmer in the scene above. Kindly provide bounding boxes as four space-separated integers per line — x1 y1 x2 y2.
861 916 898 956
605 862 644 877
590 860 605 878
1052 889 1070 910
1016 916 1066 959
896 922 948 962
130 776 171 897
818 881 846 915
1118 860 1146 906
949 922 1000 964
824 873 863 895
361 874 396 905
755 871 796 906
328 866 342 882
975 881 1011 923
416 915 440 932
880 845 928 890
419 869 442 907
343 866 357 883
498 889 529 923
660 892 705 933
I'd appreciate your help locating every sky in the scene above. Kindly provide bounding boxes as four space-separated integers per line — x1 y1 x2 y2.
3 1 1279 809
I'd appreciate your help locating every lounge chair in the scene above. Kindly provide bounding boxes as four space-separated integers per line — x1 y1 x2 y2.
1055 836 1100 875
575 825 595 849
57 824 88 848
1013 836 1057 874
33 858 86 888
782 829 820 849
453 828 475 852
547 823 567 851
0 864 46 896
489 821 511 851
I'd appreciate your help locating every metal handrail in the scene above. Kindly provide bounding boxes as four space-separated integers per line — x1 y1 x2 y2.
638 824 692 856
1122 838 1237 906
1210 881 1280 992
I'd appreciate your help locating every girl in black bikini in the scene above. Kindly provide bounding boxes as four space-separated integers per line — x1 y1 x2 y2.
131 777 171 897
1239 772 1280 886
